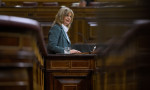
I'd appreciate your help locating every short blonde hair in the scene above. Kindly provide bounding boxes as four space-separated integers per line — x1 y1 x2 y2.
52 6 74 28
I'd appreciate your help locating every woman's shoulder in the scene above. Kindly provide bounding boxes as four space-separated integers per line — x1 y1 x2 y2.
50 24 62 33
52 24 62 29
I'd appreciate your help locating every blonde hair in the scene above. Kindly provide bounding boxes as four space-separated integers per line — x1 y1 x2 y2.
52 6 74 28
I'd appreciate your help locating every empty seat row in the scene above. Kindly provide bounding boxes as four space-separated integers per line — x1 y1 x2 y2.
23 2 59 7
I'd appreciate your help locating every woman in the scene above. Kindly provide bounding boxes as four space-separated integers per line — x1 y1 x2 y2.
47 6 81 54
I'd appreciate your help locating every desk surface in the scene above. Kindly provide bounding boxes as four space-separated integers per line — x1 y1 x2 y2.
47 54 96 59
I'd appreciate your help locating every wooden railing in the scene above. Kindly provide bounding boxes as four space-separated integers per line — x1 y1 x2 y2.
103 21 150 90
92 5 150 90
0 15 47 90
94 18 150 90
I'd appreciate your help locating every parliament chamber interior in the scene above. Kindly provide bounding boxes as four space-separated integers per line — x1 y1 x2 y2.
0 0 150 90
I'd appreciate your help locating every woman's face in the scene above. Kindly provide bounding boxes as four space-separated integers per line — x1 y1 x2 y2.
63 12 72 26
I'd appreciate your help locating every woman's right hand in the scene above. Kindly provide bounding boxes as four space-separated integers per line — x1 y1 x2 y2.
70 49 81 54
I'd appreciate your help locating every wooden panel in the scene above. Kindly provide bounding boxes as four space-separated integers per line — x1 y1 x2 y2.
46 57 95 70
47 72 92 90
63 85 77 90
51 60 70 69
71 60 90 69
46 54 95 90
0 33 34 51
46 60 91 69
0 36 19 46
22 36 33 47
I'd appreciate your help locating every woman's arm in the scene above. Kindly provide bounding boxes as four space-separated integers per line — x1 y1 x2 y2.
47 25 64 53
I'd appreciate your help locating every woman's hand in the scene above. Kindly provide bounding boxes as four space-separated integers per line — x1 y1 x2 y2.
70 49 81 54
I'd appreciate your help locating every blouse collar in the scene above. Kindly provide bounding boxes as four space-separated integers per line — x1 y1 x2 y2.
62 24 69 33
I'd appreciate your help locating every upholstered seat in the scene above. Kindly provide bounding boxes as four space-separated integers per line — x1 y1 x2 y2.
42 2 58 6
23 2 38 7
89 2 100 7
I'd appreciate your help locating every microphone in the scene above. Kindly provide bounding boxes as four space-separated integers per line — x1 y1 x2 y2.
93 46 96 52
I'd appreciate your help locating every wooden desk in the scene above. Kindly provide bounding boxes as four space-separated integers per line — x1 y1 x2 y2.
45 54 96 90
